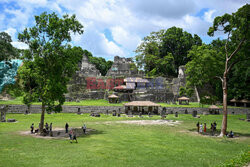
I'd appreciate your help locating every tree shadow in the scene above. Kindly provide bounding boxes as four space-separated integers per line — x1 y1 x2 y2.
188 128 250 137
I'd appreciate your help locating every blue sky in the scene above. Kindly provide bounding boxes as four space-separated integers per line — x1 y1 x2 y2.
0 0 248 60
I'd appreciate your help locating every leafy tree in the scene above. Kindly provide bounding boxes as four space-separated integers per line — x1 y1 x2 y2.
187 4 249 136
207 4 249 136
18 12 84 134
18 61 39 113
135 27 202 77
0 32 18 62
186 44 224 89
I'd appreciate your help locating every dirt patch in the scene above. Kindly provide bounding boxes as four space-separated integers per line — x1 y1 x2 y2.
19 127 94 139
113 120 181 126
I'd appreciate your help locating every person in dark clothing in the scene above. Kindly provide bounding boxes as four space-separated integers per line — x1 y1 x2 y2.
211 123 214 136
228 130 234 138
196 122 200 133
49 123 52 132
30 123 34 134
65 123 69 133
72 130 78 143
213 122 217 131
49 123 53 136
82 124 86 134
45 123 49 131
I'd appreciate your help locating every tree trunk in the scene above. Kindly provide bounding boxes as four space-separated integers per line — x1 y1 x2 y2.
39 103 45 135
220 74 228 136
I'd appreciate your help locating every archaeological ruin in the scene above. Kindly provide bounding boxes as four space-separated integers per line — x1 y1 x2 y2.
66 54 199 103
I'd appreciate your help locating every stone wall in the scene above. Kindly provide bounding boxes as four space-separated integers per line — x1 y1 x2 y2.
4 104 250 115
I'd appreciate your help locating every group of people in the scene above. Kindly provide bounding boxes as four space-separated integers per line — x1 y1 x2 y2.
196 122 217 135
30 122 53 135
65 123 87 143
196 122 234 137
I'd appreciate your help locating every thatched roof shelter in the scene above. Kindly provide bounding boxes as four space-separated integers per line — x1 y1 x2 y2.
209 105 219 109
230 98 238 102
124 101 160 107
178 97 189 105
108 94 119 103
209 105 220 115
124 101 160 114
108 94 118 98
240 99 250 103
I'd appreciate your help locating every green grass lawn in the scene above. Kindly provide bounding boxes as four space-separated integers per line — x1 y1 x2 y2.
0 98 243 109
0 113 249 167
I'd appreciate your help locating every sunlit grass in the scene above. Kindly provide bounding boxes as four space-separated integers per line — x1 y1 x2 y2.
0 113 249 167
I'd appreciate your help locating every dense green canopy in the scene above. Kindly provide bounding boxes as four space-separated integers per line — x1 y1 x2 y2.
135 27 202 77
18 12 84 133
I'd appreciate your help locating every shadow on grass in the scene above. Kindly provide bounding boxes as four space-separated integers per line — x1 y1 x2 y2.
188 128 250 138
78 129 105 139
188 128 221 136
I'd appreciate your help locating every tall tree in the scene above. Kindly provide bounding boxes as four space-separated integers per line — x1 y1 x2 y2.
207 4 249 136
18 12 84 134
208 4 249 136
135 27 202 77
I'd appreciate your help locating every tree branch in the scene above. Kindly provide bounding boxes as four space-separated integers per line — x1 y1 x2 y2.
215 76 223 82
227 57 250 73
225 32 231 58
228 38 245 61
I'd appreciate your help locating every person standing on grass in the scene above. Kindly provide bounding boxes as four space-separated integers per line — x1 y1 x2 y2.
211 123 214 136
196 122 200 133
49 123 52 132
69 129 73 143
72 130 78 143
199 123 203 133
45 122 49 131
30 123 34 134
204 123 207 133
82 124 86 134
65 123 69 133
49 123 53 136
213 122 217 131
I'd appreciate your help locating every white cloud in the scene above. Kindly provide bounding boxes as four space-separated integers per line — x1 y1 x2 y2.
100 33 125 57
111 26 141 51
4 27 17 40
204 9 216 23
11 41 29 49
0 0 248 59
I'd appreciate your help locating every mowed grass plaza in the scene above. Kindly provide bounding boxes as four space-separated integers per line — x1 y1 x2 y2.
0 112 249 167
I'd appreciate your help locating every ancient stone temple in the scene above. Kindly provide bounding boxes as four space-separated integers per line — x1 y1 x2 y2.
66 54 102 101
106 56 139 77
78 54 101 77
66 55 198 103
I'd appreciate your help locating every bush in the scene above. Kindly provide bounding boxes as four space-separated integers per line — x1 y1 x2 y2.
217 151 250 167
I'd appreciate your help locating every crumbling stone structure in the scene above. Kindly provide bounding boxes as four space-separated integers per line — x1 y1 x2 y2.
66 54 103 101
67 55 198 102
106 56 139 77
